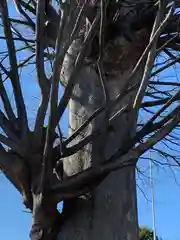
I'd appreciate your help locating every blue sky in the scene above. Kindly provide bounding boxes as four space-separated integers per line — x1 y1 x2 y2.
1 2 180 240
137 158 180 240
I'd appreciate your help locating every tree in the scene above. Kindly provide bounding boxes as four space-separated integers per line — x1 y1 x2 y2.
0 0 180 239
139 227 162 240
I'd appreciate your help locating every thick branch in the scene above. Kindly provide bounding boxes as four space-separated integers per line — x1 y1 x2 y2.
56 5 101 125
34 0 49 147
63 105 128 158
0 144 32 209
52 109 180 201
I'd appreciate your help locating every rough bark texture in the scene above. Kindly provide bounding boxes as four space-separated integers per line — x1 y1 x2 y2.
57 27 150 239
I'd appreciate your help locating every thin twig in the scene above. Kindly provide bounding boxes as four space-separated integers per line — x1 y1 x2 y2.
133 1 174 109
0 62 11 79
0 35 34 43
149 80 180 87
0 73 16 122
144 89 180 126
117 1 174 103
0 110 21 144
0 133 24 156
13 0 35 31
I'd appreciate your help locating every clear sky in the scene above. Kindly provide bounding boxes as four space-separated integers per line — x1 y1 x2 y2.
1 2 180 240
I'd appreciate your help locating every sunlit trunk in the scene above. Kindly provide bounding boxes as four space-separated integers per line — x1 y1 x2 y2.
57 27 149 239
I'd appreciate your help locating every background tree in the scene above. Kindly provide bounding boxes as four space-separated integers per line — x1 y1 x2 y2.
139 227 162 240
0 0 180 239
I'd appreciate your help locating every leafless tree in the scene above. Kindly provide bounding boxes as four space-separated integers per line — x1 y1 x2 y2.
0 0 180 239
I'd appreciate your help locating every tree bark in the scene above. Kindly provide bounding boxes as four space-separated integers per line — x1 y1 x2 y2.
58 169 138 240
57 26 150 239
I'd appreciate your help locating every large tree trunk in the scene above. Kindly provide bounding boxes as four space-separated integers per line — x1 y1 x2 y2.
57 23 150 239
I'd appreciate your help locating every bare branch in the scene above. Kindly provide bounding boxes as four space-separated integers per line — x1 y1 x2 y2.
153 104 180 129
0 144 32 209
8 17 33 27
133 1 174 109
0 73 16 122
149 80 180 87
0 62 11 80
141 97 171 107
151 54 180 77
55 5 101 125
96 61 110 158
40 1 73 193
62 105 128 158
13 0 35 31
64 83 137 148
0 35 34 43
0 0 29 142
20 0 36 15
33 0 50 147
0 110 22 145
145 89 180 125
65 108 104 146
0 133 24 156
136 111 180 155
52 108 180 201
